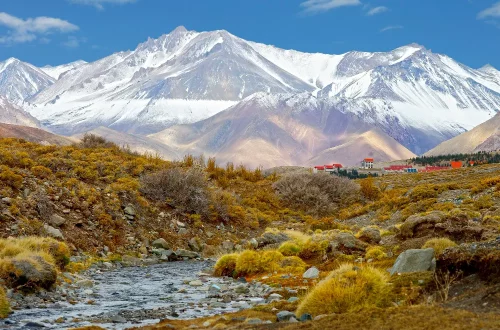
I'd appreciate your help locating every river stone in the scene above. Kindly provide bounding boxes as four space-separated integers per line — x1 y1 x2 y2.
300 313 313 322
390 248 435 275
277 310 296 322
43 224 64 240
152 238 169 249
121 255 141 266
49 214 66 227
188 237 202 252
287 297 299 303
110 315 127 323
24 321 46 328
248 238 258 249
221 241 234 252
75 279 94 288
178 228 188 235
189 280 203 287
302 266 319 279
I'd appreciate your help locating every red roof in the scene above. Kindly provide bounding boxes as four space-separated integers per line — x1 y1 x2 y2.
332 163 343 168
364 158 374 162
314 166 325 170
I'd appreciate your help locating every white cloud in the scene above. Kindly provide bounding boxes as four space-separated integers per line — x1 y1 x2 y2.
478 2 500 19
300 0 362 14
0 12 78 44
380 25 403 32
367 6 388 16
69 0 137 10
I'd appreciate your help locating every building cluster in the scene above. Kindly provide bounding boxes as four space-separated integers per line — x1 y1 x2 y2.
313 158 474 175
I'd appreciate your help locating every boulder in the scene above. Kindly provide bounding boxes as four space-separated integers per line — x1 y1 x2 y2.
257 232 289 248
221 241 234 252
302 267 319 279
330 232 367 254
178 228 188 235
399 211 446 239
390 248 435 275
43 224 64 240
121 255 141 267
357 227 381 244
9 256 57 290
175 249 200 259
248 238 258 249
152 238 169 250
49 214 66 227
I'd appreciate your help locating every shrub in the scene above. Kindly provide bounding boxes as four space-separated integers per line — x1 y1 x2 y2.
0 286 9 318
140 168 209 215
422 238 457 256
213 254 238 277
299 239 328 260
260 250 284 273
279 241 302 256
273 172 359 216
365 246 387 261
360 177 380 200
0 166 22 190
78 133 117 149
296 264 391 316
31 165 53 179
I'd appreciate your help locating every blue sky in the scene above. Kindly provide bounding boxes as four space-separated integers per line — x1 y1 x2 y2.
0 0 499 69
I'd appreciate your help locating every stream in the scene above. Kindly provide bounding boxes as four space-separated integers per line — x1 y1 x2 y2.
3 261 246 329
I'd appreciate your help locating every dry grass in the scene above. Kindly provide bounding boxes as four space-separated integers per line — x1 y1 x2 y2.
213 254 238 277
0 286 10 319
296 263 391 317
422 238 457 256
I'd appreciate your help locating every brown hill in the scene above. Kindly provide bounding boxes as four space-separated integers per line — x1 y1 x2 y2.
0 123 74 145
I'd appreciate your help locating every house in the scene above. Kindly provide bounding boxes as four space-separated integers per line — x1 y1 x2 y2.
361 158 374 169
451 161 462 169
313 163 343 174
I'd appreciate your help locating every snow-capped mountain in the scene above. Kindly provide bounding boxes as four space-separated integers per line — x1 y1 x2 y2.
40 60 87 80
0 58 55 104
0 26 498 160
0 96 40 128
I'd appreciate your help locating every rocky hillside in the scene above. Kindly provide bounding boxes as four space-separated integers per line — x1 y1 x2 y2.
426 112 500 156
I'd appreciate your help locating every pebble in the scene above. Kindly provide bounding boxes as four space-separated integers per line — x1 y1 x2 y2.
189 280 203 287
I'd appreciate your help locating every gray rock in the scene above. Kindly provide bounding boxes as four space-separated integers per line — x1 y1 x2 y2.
188 237 202 252
330 232 367 253
49 214 66 227
235 285 249 294
110 315 127 323
287 297 299 303
121 255 141 266
249 238 258 249
277 310 296 322
268 293 283 301
314 314 329 320
390 248 435 275
302 267 319 279
300 313 313 322
1 197 12 205
43 224 64 240
152 238 169 249
178 228 188 235
245 318 263 324
175 249 200 259
222 240 234 252
257 232 289 248
124 205 136 216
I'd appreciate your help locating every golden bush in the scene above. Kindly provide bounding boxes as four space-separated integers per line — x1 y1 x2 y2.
422 238 457 256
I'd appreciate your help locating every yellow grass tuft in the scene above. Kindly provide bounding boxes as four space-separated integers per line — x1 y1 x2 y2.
297 263 391 317
278 241 302 256
0 286 10 319
213 254 238 277
422 238 457 256
365 246 387 261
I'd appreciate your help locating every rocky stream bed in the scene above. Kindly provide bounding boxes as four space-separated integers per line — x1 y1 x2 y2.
2 260 278 329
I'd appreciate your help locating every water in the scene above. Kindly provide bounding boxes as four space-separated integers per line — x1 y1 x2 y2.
4 261 239 329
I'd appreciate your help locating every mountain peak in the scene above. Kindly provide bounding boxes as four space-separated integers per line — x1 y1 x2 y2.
172 25 188 34
479 64 499 74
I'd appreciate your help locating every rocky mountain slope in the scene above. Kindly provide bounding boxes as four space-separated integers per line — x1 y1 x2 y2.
0 96 40 128
0 122 73 145
149 93 416 168
425 112 500 155
40 60 87 80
